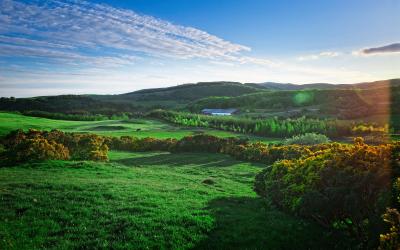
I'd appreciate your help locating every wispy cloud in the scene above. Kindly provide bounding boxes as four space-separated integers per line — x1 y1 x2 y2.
356 43 400 55
0 0 258 66
296 51 341 61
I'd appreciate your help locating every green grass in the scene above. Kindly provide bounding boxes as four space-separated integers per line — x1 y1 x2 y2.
0 112 280 143
0 151 352 249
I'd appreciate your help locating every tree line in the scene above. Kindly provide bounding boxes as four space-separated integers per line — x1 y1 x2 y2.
148 110 389 138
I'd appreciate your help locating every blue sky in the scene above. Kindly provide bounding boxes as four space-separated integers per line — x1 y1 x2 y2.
0 0 399 97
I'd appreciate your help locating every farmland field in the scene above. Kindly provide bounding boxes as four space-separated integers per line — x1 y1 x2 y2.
0 151 352 249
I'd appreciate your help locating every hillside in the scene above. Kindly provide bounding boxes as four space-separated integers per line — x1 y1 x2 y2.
98 81 263 106
0 82 263 113
256 79 400 91
189 79 400 119
0 79 399 119
257 82 337 90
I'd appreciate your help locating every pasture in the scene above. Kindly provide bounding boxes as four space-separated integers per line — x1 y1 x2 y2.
0 151 351 249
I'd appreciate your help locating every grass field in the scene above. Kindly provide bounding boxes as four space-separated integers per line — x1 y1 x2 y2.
0 151 352 249
0 112 280 143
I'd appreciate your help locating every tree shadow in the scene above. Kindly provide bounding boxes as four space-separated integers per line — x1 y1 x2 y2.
113 152 251 168
193 197 354 250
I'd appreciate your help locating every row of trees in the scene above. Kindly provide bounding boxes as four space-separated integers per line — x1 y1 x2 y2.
21 110 131 121
148 110 388 138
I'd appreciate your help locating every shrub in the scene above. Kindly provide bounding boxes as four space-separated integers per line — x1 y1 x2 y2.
104 136 177 152
2 129 108 162
255 138 395 244
66 134 109 161
173 134 233 153
284 133 331 145
222 142 312 165
379 208 400 250
5 138 70 163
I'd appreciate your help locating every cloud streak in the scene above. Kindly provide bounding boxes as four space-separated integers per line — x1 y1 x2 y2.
0 0 256 66
361 43 400 55
297 51 341 61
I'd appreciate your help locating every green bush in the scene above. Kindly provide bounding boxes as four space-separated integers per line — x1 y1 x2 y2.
284 133 331 145
4 137 70 163
255 138 396 245
2 129 108 162
379 208 400 250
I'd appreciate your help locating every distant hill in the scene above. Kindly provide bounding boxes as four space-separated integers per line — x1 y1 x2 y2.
257 82 337 90
91 81 264 109
256 79 400 90
189 79 400 119
0 78 398 118
118 81 262 101
0 81 264 113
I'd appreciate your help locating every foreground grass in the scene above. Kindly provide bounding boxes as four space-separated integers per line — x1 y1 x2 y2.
0 112 280 143
0 151 351 249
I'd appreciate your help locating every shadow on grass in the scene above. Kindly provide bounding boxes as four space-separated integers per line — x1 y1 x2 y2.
193 197 354 250
114 152 258 168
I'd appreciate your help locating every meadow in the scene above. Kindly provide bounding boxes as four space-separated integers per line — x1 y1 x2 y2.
0 151 352 249
0 112 397 249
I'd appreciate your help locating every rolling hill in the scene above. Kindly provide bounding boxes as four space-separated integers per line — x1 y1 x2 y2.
189 79 400 119
0 79 399 119
256 79 400 91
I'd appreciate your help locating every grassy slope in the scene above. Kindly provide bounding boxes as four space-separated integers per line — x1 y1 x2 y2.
0 151 351 249
0 112 280 143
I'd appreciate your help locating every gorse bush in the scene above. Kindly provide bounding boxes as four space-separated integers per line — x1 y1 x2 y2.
379 208 400 250
2 129 109 163
379 175 400 249
284 133 331 145
4 138 69 163
255 138 400 246
104 136 177 152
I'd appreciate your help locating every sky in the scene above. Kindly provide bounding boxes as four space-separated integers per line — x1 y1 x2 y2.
0 0 399 97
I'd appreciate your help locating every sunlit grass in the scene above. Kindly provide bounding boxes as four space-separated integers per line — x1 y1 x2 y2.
0 112 280 143
0 151 351 249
